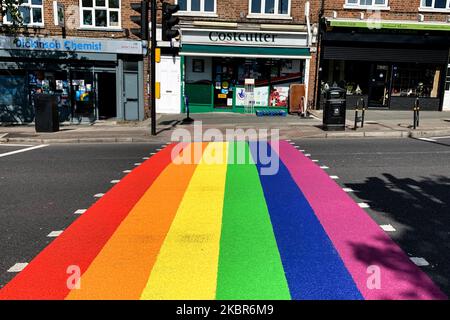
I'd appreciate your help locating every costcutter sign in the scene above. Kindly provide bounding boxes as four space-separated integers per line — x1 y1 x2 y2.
0 36 143 55
181 29 308 48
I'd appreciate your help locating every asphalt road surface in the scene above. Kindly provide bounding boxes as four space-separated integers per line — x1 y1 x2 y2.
0 142 165 288
0 138 448 299
292 137 450 296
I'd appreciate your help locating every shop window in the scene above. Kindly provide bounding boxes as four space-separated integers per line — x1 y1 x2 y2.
391 64 441 98
420 0 450 11
3 0 44 26
249 0 291 17
177 0 216 14
80 0 121 28
344 0 389 9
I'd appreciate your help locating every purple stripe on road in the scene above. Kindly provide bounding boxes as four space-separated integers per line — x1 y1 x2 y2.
274 141 447 300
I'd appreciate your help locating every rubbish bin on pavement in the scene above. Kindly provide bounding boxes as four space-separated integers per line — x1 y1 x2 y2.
323 87 347 131
34 94 59 132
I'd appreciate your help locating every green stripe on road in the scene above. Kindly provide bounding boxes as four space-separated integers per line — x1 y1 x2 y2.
216 141 291 300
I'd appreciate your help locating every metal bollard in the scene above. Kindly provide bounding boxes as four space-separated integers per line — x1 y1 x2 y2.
413 98 420 129
354 98 366 130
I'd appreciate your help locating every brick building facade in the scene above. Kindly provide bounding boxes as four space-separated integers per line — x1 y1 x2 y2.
154 0 319 115
317 0 450 111
0 0 147 124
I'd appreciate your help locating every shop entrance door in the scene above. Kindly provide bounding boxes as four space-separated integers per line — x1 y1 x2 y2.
70 71 96 123
156 56 180 114
96 72 117 120
443 64 450 111
213 59 235 108
368 64 390 108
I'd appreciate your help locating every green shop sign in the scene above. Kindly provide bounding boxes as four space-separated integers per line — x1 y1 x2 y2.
329 20 450 31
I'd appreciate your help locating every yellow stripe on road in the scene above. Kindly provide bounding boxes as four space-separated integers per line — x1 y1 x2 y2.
140 142 228 300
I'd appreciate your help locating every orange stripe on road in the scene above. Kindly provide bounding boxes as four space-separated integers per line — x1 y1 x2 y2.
66 143 207 300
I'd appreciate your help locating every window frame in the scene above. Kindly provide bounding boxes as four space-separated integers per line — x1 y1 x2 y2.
419 0 450 12
79 0 122 30
343 0 390 10
2 0 45 27
247 0 292 20
175 0 218 17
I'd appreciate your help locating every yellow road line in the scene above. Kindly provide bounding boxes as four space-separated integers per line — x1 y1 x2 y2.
140 142 228 300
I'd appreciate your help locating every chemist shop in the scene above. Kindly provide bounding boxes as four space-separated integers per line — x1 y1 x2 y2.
173 29 311 114
0 36 145 124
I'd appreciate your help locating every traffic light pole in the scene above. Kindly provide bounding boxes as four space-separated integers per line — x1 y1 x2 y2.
151 0 157 136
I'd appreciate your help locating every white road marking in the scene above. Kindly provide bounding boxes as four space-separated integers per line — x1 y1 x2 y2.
150 152 156 155
343 188 355 193
47 231 63 237
330 176 339 180
8 263 28 273
312 160 319 163
320 166 329 169
410 257 430 267
380 224 397 232
419 138 437 142
286 139 292 142
431 136 450 140
134 163 141 166
358 203 370 209
110 180 120 184
304 154 311 157
74 209 87 215
0 144 49 158
142 157 150 160
123 170 132 173
94 193 105 198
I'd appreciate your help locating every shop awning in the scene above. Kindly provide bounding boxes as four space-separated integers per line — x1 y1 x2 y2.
180 44 310 59
327 18 450 32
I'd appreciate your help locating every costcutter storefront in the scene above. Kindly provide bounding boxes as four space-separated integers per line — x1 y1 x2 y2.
176 28 311 114
0 36 145 124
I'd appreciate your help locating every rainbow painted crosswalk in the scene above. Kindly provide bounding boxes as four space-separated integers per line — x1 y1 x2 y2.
0 141 446 300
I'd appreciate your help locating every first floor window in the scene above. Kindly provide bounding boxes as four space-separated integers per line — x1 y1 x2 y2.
177 0 215 13
345 0 388 7
250 0 290 15
421 0 450 9
5 0 44 25
81 0 120 28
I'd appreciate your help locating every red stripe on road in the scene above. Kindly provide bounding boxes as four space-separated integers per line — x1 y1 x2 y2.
0 144 178 300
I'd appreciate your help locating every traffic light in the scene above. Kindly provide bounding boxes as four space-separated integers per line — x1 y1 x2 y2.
130 1 149 40
162 2 180 41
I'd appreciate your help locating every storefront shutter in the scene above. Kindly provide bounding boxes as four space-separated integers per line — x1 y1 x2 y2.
323 46 449 64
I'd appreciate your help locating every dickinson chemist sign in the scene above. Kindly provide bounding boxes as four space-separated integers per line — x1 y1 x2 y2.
0 36 143 55
181 28 308 48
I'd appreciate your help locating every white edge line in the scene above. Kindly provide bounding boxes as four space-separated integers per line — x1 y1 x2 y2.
7 263 28 273
74 209 87 215
47 231 63 238
0 144 49 158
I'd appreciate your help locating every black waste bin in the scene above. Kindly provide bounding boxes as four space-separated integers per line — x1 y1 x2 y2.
34 94 59 132
323 87 346 131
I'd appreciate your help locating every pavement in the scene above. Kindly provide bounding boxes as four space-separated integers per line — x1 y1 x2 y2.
1 110 450 143
0 141 447 300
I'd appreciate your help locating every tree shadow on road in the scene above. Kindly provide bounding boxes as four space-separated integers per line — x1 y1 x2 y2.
347 174 450 298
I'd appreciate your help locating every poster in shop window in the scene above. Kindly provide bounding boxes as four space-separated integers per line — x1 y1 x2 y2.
235 86 269 107
270 85 290 107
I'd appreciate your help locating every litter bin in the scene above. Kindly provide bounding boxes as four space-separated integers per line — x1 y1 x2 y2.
323 87 346 131
34 94 59 132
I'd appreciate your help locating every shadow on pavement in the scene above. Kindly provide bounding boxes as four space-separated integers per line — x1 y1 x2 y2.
347 174 450 297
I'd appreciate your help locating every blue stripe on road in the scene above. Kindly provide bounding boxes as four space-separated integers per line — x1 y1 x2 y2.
249 141 364 300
